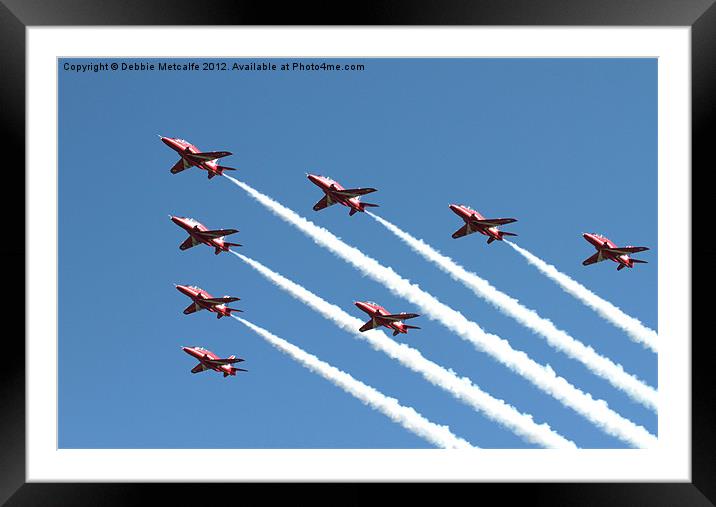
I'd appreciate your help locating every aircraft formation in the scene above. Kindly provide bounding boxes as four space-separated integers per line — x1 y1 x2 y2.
162 136 650 378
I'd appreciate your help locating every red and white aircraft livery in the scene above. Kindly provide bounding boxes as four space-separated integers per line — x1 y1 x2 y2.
449 204 518 244
354 301 421 337
170 216 241 255
160 136 238 179
582 233 649 271
182 346 247 377
307 174 379 216
176 284 242 319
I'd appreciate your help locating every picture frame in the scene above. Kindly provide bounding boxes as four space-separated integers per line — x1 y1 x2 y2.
4 0 712 503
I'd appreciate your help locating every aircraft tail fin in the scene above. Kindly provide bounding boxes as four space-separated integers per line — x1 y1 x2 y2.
350 202 379 216
631 259 648 264
404 325 421 330
487 237 496 244
393 330 400 336
617 264 626 271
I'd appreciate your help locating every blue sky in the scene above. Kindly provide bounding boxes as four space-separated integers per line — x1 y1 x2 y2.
59 58 656 449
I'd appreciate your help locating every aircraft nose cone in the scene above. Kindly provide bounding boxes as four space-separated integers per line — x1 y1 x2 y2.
307 174 319 184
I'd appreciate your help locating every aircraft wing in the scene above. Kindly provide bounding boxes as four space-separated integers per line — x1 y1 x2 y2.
381 313 420 321
170 158 191 174
333 187 377 198
202 296 240 304
582 252 604 266
451 224 475 239
191 363 208 374
206 357 244 365
359 319 378 332
186 150 232 161
471 218 517 227
313 195 336 211
183 303 201 315
604 246 649 254
200 228 239 239
179 236 200 250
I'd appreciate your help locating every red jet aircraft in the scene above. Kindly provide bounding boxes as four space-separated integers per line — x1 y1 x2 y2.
160 136 238 179
176 284 242 319
182 346 247 377
170 216 241 255
354 301 421 336
449 204 518 244
582 233 649 271
307 174 379 216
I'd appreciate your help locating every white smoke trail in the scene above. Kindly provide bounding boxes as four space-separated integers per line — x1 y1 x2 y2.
233 317 473 449
369 213 657 412
505 241 658 353
231 251 575 449
224 176 656 447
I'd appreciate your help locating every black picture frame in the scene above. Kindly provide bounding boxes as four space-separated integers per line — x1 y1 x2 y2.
3 0 712 504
